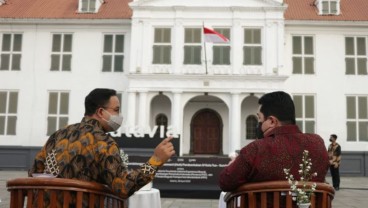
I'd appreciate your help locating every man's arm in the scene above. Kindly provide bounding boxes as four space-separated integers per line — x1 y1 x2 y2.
335 145 341 157
218 145 255 192
28 146 47 176
101 137 175 199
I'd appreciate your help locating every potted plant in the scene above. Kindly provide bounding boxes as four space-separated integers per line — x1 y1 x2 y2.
284 150 317 208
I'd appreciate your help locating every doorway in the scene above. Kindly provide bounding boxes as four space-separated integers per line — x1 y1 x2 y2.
190 109 222 154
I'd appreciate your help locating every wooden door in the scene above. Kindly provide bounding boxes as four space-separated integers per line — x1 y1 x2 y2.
191 109 222 154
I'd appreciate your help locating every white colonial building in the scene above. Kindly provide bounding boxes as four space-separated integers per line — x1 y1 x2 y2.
0 0 367 175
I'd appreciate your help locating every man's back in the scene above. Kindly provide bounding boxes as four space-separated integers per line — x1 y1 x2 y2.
219 125 329 192
29 117 115 182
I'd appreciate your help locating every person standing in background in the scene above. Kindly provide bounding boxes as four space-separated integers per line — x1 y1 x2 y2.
328 134 341 191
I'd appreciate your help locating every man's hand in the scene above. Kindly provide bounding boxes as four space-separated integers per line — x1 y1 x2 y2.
150 137 175 167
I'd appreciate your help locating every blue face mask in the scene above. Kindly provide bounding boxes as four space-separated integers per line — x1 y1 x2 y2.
102 109 123 131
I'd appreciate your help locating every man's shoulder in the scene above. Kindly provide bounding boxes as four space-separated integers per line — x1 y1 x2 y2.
239 139 265 154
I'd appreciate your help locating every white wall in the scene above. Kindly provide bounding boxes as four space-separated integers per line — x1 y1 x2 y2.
284 24 368 151
0 22 131 146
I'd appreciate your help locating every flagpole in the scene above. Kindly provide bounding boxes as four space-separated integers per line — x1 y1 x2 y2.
203 23 208 75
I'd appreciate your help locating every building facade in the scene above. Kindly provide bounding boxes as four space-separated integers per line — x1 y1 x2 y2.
0 0 367 175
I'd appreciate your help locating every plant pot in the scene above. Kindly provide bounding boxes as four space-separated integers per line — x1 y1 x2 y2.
297 202 311 208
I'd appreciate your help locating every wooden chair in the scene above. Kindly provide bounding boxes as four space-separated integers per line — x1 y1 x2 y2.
224 181 334 208
7 177 127 208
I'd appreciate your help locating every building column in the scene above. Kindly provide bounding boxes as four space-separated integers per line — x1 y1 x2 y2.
138 91 148 133
229 92 241 154
232 20 242 75
173 21 184 74
171 91 183 155
127 90 136 133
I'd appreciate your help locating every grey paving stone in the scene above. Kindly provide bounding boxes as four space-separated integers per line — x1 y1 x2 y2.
1 171 368 208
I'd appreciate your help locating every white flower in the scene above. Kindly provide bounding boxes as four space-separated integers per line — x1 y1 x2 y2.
283 150 317 204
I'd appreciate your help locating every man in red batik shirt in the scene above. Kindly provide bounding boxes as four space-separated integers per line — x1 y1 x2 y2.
219 91 329 192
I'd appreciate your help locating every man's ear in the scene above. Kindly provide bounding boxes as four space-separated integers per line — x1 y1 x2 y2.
95 108 104 118
269 116 280 127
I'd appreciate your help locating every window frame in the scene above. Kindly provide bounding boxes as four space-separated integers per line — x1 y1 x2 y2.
345 36 367 75
46 91 70 136
102 34 125 72
50 33 73 72
80 0 97 13
243 28 262 66
0 90 18 136
292 35 315 74
0 33 23 71
152 28 172 65
245 115 257 140
183 28 202 65
321 0 339 15
212 28 231 65
293 94 316 133
346 95 368 142
155 113 168 136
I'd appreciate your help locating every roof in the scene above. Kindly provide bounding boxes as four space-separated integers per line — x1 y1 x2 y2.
284 0 368 21
0 0 367 21
0 0 132 19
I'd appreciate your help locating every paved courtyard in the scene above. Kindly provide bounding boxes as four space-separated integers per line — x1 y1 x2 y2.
1 171 367 208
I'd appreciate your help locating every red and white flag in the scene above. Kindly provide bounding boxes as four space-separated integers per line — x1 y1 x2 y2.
203 27 229 43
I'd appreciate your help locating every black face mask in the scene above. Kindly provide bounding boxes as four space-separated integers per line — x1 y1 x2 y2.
256 121 264 139
329 138 334 142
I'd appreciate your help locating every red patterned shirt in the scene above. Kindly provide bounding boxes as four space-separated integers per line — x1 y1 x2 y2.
219 125 329 192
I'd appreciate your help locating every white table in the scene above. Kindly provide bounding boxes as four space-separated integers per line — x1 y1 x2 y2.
218 191 226 208
219 191 240 208
129 188 161 208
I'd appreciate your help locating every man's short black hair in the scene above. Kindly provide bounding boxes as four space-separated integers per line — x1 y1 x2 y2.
84 88 117 116
331 134 337 139
258 91 296 125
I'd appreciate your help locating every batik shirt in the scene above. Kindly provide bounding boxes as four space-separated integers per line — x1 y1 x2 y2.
328 142 341 167
29 117 158 199
219 125 329 192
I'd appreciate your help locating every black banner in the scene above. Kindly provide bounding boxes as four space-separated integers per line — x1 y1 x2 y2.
128 155 230 191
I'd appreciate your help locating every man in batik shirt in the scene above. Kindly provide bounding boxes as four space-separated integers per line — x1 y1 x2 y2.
328 134 341 190
29 88 175 206
219 91 329 191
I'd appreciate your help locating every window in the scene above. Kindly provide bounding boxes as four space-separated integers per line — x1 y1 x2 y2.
0 91 18 135
81 0 96 12
246 115 257 139
155 114 168 136
153 28 171 64
51 34 72 71
321 0 338 15
293 95 315 133
102 34 124 72
116 92 123 106
47 92 69 136
292 36 314 74
1 34 22 71
345 37 367 75
213 28 230 65
346 96 368 141
109 91 123 136
184 28 202 65
243 29 262 65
